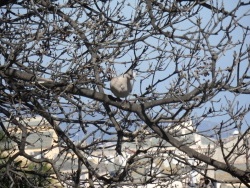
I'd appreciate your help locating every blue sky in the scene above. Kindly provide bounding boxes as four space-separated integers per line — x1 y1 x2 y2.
58 0 250 141
2 1 249 142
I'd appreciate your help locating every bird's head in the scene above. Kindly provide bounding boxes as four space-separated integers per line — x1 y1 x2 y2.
125 70 136 80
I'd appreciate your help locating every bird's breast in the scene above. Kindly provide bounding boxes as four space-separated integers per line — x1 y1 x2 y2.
110 77 132 98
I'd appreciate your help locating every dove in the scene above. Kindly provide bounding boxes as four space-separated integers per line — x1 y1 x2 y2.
110 70 135 99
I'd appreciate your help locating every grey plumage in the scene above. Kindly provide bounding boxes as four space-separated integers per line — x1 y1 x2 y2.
110 70 134 98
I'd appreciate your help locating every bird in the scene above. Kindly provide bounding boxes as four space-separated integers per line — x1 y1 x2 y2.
110 70 135 100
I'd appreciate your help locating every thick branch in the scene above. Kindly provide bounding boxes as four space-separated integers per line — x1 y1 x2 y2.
136 109 250 185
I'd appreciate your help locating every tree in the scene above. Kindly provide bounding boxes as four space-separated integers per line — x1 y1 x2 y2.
0 0 250 187
0 158 53 188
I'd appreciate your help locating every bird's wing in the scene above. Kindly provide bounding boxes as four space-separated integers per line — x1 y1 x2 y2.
111 77 125 91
